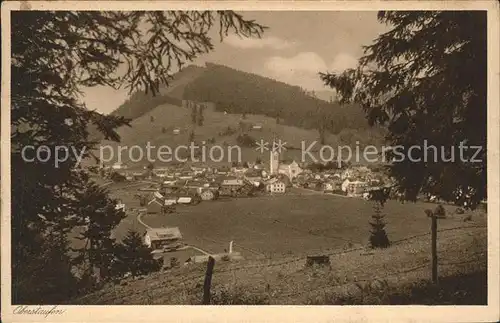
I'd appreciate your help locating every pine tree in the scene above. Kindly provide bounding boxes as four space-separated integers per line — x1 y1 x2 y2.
72 181 126 283
191 102 198 124
369 201 390 249
321 11 487 207
114 230 161 278
11 10 264 302
188 130 195 144
197 105 204 126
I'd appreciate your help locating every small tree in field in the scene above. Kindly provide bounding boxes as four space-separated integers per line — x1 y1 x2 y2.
368 188 391 248
369 201 390 249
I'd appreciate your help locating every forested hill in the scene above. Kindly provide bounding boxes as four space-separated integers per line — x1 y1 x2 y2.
183 63 369 134
110 63 374 136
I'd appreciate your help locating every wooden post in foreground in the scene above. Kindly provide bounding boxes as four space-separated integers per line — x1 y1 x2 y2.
431 215 438 284
202 256 215 305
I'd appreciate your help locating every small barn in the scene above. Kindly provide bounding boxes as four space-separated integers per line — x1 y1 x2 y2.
147 199 163 214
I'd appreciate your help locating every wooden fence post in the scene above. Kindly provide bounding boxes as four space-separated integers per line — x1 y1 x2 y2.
431 215 438 283
202 256 215 305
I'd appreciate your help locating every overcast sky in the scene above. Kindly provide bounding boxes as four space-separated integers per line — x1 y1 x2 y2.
82 11 389 115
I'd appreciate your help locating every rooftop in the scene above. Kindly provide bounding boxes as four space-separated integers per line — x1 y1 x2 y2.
146 227 182 241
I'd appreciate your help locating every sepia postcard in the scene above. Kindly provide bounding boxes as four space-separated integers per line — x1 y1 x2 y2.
1 1 499 322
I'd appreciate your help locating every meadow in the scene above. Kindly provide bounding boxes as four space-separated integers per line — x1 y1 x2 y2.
139 191 487 259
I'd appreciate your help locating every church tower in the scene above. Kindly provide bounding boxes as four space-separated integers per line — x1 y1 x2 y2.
270 138 280 175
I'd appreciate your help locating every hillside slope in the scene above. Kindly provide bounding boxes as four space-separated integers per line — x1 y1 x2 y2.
73 221 486 305
101 102 358 167
96 63 386 167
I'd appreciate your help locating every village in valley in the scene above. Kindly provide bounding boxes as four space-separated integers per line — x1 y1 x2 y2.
92 137 477 272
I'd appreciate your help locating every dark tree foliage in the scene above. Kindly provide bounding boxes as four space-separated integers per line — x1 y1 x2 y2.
188 130 195 143
197 105 205 126
112 230 161 278
72 182 126 280
321 11 487 208
11 10 265 303
236 133 256 148
183 63 373 133
191 102 198 124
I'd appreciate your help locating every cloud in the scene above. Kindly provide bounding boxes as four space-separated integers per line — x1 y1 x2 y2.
265 52 329 74
263 52 358 90
329 53 358 73
224 35 296 50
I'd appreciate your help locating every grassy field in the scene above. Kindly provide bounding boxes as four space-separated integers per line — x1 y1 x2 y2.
138 190 487 259
73 183 487 305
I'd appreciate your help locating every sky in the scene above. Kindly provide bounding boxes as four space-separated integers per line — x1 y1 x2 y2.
82 11 389 115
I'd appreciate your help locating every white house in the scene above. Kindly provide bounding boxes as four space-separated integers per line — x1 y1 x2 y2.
115 202 126 212
112 162 127 170
346 180 368 197
266 178 286 193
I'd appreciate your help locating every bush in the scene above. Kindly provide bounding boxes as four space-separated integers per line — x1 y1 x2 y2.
236 133 255 147
170 257 179 268
219 126 236 137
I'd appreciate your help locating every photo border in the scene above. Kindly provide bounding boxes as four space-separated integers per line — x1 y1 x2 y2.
1 1 499 322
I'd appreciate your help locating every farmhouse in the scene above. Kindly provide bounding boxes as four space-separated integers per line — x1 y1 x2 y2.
346 180 368 197
144 227 182 250
323 181 336 193
147 191 166 214
147 198 164 214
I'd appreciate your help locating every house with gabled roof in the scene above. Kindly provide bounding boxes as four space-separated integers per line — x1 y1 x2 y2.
144 227 182 250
